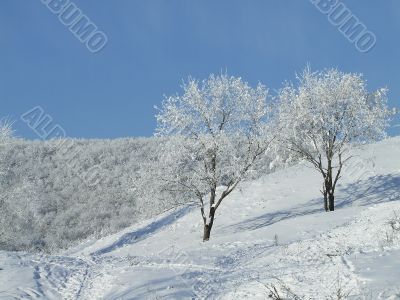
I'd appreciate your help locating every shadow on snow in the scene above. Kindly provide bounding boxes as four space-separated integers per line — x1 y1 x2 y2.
226 173 400 233
92 205 194 256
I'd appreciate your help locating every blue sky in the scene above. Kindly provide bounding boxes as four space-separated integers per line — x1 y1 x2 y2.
1 0 399 139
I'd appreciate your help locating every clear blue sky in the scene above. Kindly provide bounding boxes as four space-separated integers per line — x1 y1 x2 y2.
1 0 399 139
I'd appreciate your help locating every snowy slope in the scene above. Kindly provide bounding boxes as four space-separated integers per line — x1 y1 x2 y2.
1 137 399 299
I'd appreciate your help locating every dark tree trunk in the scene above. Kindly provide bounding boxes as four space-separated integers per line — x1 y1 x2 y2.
203 206 215 241
323 192 328 212
203 224 212 241
328 193 334 211
323 183 335 212
323 171 335 212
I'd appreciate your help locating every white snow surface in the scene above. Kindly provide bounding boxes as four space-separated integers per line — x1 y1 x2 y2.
1 137 400 299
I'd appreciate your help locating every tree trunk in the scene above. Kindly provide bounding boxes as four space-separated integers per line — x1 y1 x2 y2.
203 206 215 241
328 193 334 211
203 224 212 241
323 163 335 212
323 192 328 212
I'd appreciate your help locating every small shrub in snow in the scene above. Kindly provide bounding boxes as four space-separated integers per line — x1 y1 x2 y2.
327 272 352 300
388 211 400 232
262 278 302 300
273 234 279 246
383 211 400 246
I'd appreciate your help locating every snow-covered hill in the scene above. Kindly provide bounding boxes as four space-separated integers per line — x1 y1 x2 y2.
1 137 399 299
0 137 182 252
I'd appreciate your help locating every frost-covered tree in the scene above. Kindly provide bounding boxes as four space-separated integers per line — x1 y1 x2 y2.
156 74 274 241
277 67 391 211
0 120 12 186
0 121 12 142
0 120 14 248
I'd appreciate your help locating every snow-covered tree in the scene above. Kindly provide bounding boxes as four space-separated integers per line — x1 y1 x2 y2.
0 120 14 248
277 67 391 211
155 74 274 241
0 121 12 142
0 120 13 184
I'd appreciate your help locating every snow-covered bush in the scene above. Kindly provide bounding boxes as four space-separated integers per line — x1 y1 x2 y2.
383 211 400 246
0 180 44 251
388 211 400 232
